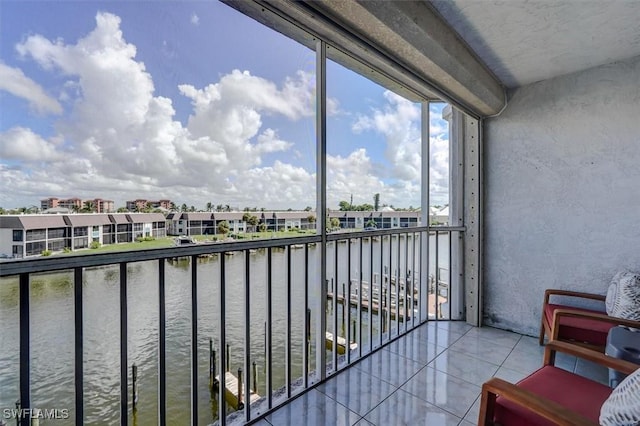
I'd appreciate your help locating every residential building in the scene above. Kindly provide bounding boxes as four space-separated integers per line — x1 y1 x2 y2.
92 198 115 213
164 210 423 237
0 213 166 258
40 197 59 210
126 199 172 211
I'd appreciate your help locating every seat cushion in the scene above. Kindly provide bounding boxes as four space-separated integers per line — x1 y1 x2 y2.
494 366 612 426
545 303 614 347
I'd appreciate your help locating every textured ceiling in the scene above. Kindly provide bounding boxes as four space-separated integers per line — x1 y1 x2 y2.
429 0 640 88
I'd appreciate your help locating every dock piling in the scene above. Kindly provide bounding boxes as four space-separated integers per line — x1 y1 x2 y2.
132 364 138 411
209 339 214 392
252 361 257 393
237 368 244 409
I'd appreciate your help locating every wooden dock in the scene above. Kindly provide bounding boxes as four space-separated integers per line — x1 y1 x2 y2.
325 332 358 354
327 293 412 322
215 371 261 410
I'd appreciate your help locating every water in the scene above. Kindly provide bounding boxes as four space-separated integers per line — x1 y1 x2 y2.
0 234 451 425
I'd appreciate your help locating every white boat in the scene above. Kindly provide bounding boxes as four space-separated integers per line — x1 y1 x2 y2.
174 236 197 246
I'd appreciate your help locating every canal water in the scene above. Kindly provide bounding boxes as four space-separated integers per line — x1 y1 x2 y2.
0 234 451 425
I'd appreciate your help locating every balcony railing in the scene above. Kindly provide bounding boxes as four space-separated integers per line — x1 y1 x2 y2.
0 226 462 426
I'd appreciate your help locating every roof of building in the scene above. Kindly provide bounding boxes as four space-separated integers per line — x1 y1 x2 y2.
181 212 214 220
212 212 245 220
0 215 68 229
64 214 112 226
126 213 166 223
274 211 309 219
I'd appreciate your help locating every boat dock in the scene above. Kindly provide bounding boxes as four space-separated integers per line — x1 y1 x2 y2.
215 370 261 410
327 292 412 322
325 332 358 354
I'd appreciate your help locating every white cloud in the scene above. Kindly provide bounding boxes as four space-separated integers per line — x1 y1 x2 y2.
352 91 421 181
1 11 449 210
351 92 450 206
327 149 385 206
190 13 200 26
0 63 63 114
0 127 63 162
1 12 319 208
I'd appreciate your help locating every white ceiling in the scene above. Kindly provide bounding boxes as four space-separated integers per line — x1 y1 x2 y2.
429 0 640 88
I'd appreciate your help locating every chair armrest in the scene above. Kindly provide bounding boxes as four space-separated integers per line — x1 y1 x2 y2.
478 377 598 426
544 340 640 375
544 288 606 305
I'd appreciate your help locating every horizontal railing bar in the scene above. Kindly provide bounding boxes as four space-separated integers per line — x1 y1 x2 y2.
326 226 464 242
1 228 464 277
0 235 323 276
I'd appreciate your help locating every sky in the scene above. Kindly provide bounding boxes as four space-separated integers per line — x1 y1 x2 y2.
0 1 450 211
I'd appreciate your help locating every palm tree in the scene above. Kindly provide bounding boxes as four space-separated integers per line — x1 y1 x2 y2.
181 204 188 212
82 200 95 213
247 215 259 232
206 202 213 212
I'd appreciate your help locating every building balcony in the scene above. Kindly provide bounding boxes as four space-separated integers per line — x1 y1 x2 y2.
0 226 610 425
2 226 490 426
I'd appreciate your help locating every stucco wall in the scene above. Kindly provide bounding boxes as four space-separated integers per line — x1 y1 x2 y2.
483 55 640 335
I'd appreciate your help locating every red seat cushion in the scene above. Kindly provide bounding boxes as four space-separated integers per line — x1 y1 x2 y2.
494 366 612 426
545 303 614 347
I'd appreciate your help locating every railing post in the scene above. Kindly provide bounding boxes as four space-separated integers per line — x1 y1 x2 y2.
19 273 29 426
119 263 128 426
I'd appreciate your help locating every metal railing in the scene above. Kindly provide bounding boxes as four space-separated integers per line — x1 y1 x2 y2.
0 226 462 426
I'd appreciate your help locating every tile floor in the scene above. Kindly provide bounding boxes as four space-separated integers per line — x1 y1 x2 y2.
252 321 608 426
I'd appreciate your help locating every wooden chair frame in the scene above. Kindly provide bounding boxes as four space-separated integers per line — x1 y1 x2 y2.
539 289 640 351
478 341 639 426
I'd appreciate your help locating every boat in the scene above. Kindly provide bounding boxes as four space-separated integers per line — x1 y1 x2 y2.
174 236 197 246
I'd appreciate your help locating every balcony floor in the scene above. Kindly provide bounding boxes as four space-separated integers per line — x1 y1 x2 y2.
253 321 608 426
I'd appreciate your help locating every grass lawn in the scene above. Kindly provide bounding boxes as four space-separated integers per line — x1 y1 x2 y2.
52 229 318 257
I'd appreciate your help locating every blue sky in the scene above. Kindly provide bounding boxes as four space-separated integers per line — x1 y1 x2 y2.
0 1 449 210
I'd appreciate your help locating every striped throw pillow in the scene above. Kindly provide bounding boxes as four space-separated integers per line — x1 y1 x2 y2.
600 367 640 426
606 271 640 321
